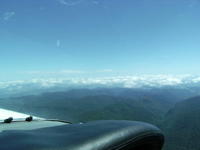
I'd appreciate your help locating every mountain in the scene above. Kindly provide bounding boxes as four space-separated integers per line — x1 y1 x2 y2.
162 96 200 150
1 88 200 150
0 94 159 124
0 88 177 124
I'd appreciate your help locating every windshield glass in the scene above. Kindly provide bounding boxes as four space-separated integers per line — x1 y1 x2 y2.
0 0 200 150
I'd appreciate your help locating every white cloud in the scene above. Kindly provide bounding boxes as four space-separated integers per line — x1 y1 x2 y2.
57 0 84 6
96 69 113 73
60 70 85 74
188 0 199 8
56 40 61 48
92 0 100 5
3 11 15 21
1 75 200 94
57 0 100 6
23 70 86 75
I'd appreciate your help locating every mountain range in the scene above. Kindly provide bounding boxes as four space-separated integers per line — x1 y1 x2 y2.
0 81 200 149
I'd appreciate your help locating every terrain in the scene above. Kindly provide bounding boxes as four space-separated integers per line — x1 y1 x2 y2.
162 96 200 150
0 87 200 150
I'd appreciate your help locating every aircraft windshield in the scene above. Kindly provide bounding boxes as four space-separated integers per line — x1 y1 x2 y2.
0 1 200 150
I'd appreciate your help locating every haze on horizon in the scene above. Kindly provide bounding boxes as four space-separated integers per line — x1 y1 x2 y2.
0 0 200 81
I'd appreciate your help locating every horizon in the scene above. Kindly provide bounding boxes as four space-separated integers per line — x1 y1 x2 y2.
1 74 200 88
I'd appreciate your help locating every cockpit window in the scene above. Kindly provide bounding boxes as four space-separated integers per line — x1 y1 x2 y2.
0 1 200 150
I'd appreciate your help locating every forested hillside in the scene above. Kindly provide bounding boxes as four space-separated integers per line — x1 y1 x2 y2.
0 88 200 150
161 96 200 150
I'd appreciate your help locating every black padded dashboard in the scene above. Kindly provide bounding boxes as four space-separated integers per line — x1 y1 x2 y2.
0 120 164 150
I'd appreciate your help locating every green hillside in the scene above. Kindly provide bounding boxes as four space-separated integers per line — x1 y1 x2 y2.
162 96 200 150
1 89 200 150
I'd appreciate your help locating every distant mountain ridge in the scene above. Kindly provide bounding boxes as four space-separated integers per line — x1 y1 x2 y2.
0 87 199 121
0 87 187 123
0 90 170 124
161 96 200 150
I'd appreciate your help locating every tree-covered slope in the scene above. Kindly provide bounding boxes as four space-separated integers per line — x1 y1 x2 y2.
2 88 200 150
162 96 200 150
0 89 170 124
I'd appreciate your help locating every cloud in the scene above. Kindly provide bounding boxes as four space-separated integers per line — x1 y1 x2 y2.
92 0 100 5
188 0 199 8
3 11 15 21
14 72 200 89
2 75 200 96
2 74 199 89
22 69 114 75
57 0 100 6
23 70 86 75
96 69 113 73
56 40 61 48
57 0 85 6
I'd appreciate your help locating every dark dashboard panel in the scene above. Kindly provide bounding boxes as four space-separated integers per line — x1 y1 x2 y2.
0 120 164 150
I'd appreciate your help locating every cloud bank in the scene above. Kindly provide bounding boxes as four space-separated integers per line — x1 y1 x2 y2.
1 74 200 97
0 74 200 89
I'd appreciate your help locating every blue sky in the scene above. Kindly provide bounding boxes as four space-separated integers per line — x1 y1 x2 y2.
0 0 200 81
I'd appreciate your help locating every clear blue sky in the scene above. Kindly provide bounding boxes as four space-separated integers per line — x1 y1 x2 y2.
0 0 200 81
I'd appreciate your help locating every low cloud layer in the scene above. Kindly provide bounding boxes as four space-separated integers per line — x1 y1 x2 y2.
1 74 200 97
0 74 200 89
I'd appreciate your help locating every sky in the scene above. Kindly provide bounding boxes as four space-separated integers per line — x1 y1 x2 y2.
0 0 200 81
